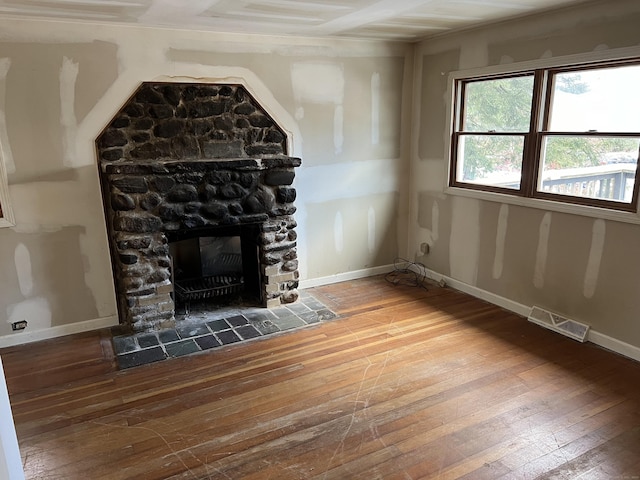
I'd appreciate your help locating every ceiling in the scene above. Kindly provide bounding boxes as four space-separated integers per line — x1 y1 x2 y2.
0 0 592 41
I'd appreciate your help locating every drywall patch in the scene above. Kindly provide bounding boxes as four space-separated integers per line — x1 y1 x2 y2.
449 196 480 286
7 297 52 331
8 168 115 318
371 72 380 145
291 62 344 104
291 62 344 156
333 105 344 154
1 41 118 181
14 243 33 297
0 58 14 175
584 219 605 299
59 56 79 167
297 158 400 203
416 200 439 257
305 193 398 279
431 201 440 243
292 62 343 143
368 206 376 254
344 56 403 161
493 204 509 280
534 212 552 289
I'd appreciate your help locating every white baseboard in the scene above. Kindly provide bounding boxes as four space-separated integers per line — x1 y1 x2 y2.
299 264 395 290
0 265 393 348
412 264 640 364
414 266 531 318
0 264 396 348
587 331 640 363
0 315 118 349
0 265 396 348
4 265 639 364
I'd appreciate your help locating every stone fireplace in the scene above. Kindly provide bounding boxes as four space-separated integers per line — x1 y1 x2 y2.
96 82 301 332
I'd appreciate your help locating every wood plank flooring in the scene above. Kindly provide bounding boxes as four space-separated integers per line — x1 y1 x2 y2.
2 276 640 479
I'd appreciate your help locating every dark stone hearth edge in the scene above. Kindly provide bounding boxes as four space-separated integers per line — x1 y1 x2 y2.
96 82 301 332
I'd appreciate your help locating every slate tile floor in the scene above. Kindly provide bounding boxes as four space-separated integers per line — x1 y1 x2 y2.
112 290 338 369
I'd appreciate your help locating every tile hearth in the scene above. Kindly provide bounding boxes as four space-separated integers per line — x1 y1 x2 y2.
112 290 337 369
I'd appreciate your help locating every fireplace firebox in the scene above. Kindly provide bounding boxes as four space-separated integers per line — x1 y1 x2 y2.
168 224 262 314
96 82 301 332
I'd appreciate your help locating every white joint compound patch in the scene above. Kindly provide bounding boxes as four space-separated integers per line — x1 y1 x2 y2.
333 105 343 154
60 56 79 167
368 206 376 254
14 243 33 297
0 57 15 174
371 72 380 145
534 212 552 289
493 204 508 280
583 219 605 299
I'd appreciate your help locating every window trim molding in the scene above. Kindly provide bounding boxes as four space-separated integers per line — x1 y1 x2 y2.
444 45 640 224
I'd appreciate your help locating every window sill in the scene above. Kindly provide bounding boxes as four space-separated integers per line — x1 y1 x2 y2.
445 186 640 224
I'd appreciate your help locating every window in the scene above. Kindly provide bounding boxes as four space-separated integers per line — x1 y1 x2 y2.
450 59 640 212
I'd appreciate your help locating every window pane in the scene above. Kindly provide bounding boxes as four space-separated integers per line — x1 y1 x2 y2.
456 135 525 189
548 64 640 132
462 75 534 132
538 136 640 202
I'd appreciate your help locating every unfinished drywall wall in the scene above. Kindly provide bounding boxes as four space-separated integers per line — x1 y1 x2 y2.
0 18 410 344
413 0 640 352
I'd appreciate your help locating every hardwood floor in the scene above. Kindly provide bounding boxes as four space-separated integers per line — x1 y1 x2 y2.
2 276 640 479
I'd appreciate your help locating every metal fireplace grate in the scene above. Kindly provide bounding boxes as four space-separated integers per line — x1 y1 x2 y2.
174 274 244 314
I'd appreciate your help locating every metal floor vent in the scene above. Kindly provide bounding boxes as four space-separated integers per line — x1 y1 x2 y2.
528 306 590 342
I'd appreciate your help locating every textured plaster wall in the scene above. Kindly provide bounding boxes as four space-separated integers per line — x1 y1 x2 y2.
412 0 640 349
0 19 410 343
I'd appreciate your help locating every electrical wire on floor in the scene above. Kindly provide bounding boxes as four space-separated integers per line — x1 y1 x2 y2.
384 257 430 290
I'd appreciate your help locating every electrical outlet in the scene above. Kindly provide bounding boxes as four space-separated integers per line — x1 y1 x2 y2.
11 320 27 331
420 242 430 255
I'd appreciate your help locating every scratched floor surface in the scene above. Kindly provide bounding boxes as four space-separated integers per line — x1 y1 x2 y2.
3 275 640 479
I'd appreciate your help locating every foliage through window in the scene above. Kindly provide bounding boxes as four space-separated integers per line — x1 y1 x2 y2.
450 59 640 212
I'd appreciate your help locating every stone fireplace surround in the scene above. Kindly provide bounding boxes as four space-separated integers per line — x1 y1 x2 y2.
96 82 301 332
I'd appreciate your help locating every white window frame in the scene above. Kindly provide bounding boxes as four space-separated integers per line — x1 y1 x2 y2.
444 45 640 225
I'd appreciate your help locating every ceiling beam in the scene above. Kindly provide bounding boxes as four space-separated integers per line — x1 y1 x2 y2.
305 0 438 35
